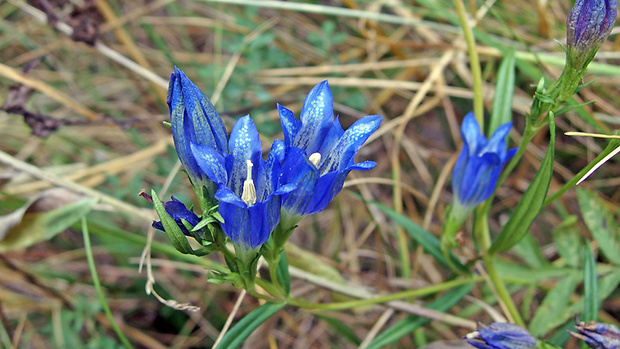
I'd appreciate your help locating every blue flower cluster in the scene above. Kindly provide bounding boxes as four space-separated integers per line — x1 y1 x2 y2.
153 68 381 252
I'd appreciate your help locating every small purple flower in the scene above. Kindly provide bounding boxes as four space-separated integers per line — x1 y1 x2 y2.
570 320 620 349
149 196 200 236
567 0 617 57
277 81 382 216
465 322 536 349
452 112 516 211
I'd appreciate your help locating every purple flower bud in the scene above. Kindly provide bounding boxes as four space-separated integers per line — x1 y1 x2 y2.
465 322 536 349
567 0 617 52
570 320 620 349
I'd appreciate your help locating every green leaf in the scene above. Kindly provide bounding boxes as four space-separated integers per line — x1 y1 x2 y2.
216 302 285 349
489 117 555 253
512 233 548 268
277 250 290 295
370 201 469 274
496 260 577 284
0 189 97 252
528 272 581 337
568 267 620 315
583 242 598 322
551 215 582 268
365 285 473 349
489 48 515 136
315 315 361 346
151 189 194 255
577 189 620 265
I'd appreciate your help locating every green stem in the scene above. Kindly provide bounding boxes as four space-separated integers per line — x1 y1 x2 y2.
474 208 525 327
81 217 134 349
289 277 479 310
255 278 286 301
454 0 484 126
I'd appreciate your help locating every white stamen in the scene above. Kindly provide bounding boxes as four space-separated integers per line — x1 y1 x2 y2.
241 160 256 206
309 152 321 167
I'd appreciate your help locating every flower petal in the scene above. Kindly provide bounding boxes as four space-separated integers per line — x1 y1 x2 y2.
278 104 301 148
280 147 320 215
461 112 485 156
319 114 382 174
293 81 335 154
228 115 262 195
317 116 345 160
191 142 228 185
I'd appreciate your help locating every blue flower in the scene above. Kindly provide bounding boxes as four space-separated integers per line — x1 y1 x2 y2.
452 112 516 211
465 322 536 349
151 196 200 236
567 0 617 53
167 67 228 194
571 320 620 349
277 81 382 216
191 115 295 250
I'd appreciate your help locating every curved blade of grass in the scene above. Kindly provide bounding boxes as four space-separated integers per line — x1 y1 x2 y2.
370 201 469 274
364 284 473 349
215 302 285 349
489 48 515 136
583 241 598 321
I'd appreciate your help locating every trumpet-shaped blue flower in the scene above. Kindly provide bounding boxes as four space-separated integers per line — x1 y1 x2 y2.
167 67 228 194
452 112 516 211
571 320 620 349
277 81 382 216
465 322 536 349
567 0 617 53
190 115 295 250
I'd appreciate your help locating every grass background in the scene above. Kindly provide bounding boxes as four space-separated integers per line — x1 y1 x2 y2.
1 0 619 348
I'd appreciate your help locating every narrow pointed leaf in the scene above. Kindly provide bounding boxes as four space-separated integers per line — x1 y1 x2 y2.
277 250 291 295
489 117 555 253
528 272 581 337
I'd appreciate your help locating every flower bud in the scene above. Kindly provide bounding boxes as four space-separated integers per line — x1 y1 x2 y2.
566 0 617 69
570 320 620 349
465 322 536 349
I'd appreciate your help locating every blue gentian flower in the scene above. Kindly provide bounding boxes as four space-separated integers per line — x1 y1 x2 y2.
190 115 295 250
567 0 617 53
452 112 516 212
571 320 620 349
150 196 200 236
465 322 536 349
277 81 382 216
167 67 228 195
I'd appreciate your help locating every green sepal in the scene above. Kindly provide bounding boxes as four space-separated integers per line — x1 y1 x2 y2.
207 271 244 289
162 121 171 129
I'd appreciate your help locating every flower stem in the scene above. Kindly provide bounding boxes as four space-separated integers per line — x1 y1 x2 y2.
474 208 525 327
454 0 484 126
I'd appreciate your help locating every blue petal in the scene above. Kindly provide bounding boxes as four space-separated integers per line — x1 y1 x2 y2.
319 114 382 174
165 196 200 226
216 188 279 249
317 116 345 160
168 72 201 179
293 81 335 154
482 121 512 158
461 112 485 156
174 67 228 154
280 147 320 215
303 171 344 215
260 140 286 198
228 115 262 195
278 104 301 148
191 142 228 185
